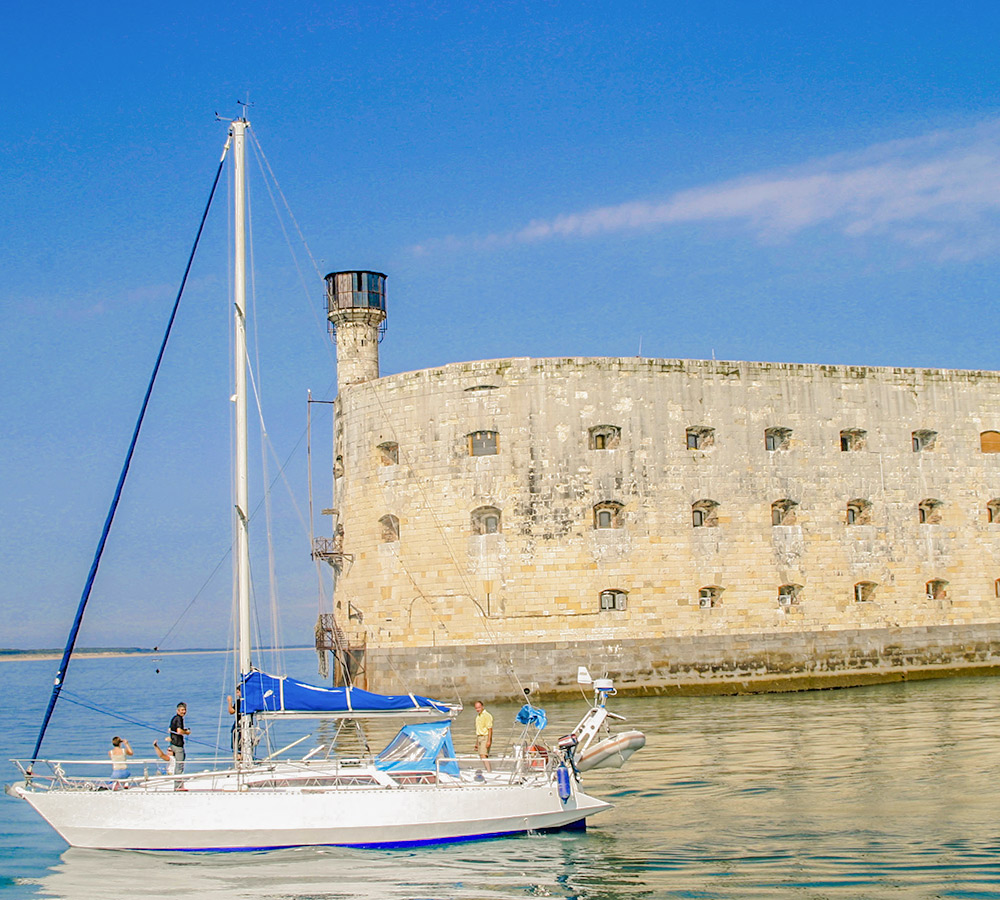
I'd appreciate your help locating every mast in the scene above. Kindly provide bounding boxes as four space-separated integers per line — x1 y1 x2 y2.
231 116 255 764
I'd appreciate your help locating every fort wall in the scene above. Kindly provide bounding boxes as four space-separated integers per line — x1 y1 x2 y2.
329 356 1000 699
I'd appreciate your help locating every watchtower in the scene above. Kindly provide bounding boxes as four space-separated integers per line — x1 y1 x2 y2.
325 270 387 389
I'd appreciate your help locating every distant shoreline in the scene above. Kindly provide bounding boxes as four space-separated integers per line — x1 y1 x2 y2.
0 647 315 662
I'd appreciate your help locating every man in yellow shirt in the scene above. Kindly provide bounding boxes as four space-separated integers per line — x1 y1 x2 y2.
474 700 493 772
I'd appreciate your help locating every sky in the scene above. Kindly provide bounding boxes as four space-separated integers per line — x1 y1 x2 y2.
4 1 1000 650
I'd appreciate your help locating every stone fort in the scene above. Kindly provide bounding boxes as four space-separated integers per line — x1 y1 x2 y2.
316 270 1000 699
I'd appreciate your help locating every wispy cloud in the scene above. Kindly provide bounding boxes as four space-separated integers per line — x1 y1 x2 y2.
409 120 1000 260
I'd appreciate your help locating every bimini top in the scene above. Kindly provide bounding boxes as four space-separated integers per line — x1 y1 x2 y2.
374 721 459 776
241 672 457 718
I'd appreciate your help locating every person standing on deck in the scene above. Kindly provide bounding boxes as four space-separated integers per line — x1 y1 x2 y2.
169 702 190 787
474 701 493 772
227 687 243 755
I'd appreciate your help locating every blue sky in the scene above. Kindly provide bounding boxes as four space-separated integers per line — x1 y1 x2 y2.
4 1 1000 649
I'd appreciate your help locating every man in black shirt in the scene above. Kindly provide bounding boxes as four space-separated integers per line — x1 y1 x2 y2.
169 702 190 785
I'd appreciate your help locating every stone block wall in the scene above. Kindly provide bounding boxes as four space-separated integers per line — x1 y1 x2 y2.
327 356 1000 695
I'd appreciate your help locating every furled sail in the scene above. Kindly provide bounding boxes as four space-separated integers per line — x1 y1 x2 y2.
241 671 455 715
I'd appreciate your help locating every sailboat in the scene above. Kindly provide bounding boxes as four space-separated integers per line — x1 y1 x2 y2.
8 115 643 850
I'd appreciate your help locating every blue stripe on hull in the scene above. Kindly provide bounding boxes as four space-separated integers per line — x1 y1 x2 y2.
129 818 589 853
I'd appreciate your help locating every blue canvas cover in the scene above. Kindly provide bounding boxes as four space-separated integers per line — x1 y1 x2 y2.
374 721 459 776
241 672 453 716
515 703 548 730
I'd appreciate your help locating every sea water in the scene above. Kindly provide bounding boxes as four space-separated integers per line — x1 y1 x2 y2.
3 650 1000 899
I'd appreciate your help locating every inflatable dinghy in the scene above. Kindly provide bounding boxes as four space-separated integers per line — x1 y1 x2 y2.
575 730 646 772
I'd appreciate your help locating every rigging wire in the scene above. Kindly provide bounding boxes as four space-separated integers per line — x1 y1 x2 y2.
249 133 326 281
249 129 346 681
28 137 232 767
59 690 227 754
243 161 286 676
248 134 333 365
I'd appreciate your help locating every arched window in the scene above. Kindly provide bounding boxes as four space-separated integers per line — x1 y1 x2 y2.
854 581 877 603
691 499 719 528
777 584 801 608
764 427 792 452
377 441 398 466
982 432 1000 453
471 506 501 535
468 431 499 456
593 501 624 530
988 500 1000 523
698 585 723 608
918 499 942 525
846 499 872 526
589 425 621 450
912 429 937 452
771 499 798 526
599 589 628 611
686 426 715 450
840 428 866 452
926 579 948 600
378 514 399 543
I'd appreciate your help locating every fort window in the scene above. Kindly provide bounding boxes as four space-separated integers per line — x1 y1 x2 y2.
764 427 792 452
599 589 628 611
982 431 1000 453
988 500 1000 523
699 585 723 608
846 499 872 526
777 584 801 608
691 499 719 528
912 430 937 452
589 425 621 450
686 426 715 450
378 514 399 543
468 430 499 456
995 578 1000 599
918 499 942 525
594 501 624 530
854 581 877 603
926 579 948 601
377 441 398 466
840 428 866 452
771 499 798 526
471 506 501 535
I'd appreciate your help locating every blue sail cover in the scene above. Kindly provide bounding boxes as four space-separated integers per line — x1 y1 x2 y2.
375 722 459 776
241 672 453 715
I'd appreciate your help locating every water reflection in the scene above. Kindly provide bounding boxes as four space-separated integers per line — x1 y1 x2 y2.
37 834 648 900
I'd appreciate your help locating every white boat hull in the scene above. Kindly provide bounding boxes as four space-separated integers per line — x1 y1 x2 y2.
12 779 610 850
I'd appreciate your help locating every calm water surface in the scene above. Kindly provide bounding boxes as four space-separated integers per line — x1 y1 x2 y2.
3 651 1000 899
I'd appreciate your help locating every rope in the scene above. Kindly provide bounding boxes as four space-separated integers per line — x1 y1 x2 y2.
28 136 231 766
